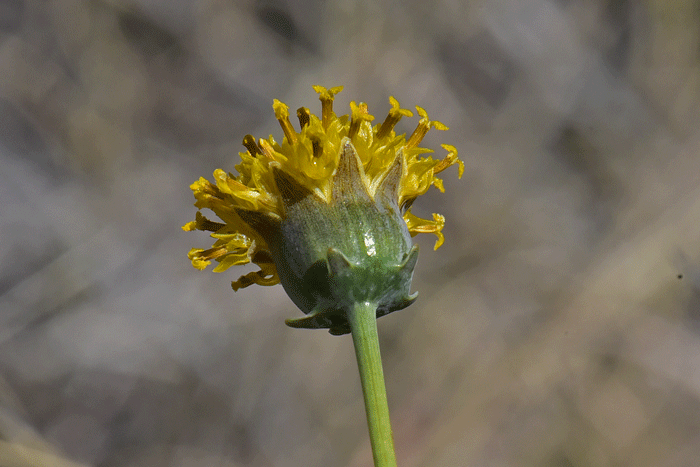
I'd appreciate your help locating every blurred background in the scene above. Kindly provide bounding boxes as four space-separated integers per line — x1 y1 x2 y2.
2 0 700 465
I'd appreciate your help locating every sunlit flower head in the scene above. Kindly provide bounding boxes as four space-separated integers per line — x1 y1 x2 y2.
184 85 462 333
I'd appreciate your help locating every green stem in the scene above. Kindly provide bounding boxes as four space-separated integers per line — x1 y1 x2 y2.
347 301 398 467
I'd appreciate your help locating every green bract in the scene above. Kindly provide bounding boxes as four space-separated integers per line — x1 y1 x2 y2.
238 138 419 334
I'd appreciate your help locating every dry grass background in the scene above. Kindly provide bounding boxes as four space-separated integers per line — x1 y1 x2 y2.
1 0 700 466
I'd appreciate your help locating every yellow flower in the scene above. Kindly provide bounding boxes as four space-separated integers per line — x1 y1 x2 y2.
184 85 463 318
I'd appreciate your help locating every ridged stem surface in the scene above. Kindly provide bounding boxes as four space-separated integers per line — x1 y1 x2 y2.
347 301 397 467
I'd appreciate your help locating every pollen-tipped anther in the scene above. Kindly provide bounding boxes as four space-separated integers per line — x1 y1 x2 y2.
313 85 344 129
297 107 311 129
242 134 263 157
348 102 374 140
311 138 322 158
376 97 413 140
405 106 448 149
435 144 464 178
182 211 225 233
273 99 297 144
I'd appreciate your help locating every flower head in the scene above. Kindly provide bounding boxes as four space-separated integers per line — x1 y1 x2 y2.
184 85 462 333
